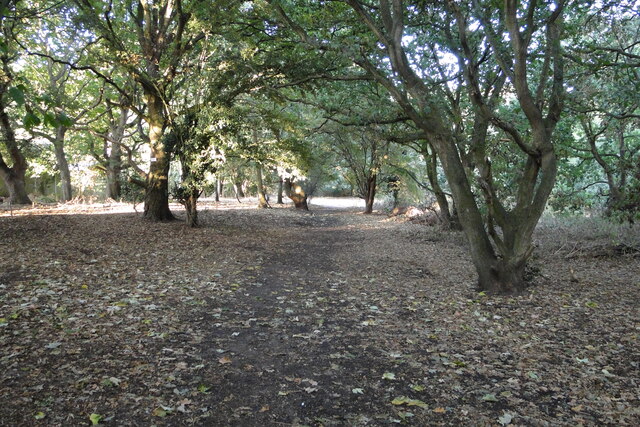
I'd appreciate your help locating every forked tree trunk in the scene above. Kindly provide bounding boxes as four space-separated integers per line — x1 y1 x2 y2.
347 0 562 294
434 136 510 292
255 163 269 209
234 180 245 198
284 177 308 210
363 174 376 214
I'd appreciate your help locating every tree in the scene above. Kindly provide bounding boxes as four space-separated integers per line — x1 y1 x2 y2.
268 0 567 294
328 125 389 213
563 1 640 219
86 88 146 200
27 58 100 202
71 0 215 220
0 0 31 204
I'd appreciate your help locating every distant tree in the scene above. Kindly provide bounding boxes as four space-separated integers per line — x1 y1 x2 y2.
563 1 640 220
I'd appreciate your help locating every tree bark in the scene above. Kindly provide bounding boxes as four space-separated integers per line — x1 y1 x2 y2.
234 179 245 198
142 96 174 221
277 176 284 204
106 167 121 200
214 177 220 202
363 173 376 214
0 83 31 205
184 193 198 227
284 177 308 210
255 163 270 209
105 136 122 200
104 105 128 200
53 126 72 202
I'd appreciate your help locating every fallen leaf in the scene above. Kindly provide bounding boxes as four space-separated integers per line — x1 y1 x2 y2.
498 412 513 425
382 372 396 380
391 396 428 409
218 356 232 365
152 407 167 417
89 413 102 425
433 407 446 414
482 393 499 402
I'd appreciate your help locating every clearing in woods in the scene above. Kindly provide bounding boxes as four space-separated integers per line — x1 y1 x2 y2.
0 199 638 425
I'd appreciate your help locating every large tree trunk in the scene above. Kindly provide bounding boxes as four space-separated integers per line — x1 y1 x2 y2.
284 177 308 210
0 85 31 205
106 167 121 200
143 96 174 221
363 173 376 214
1 170 31 204
53 126 72 202
433 135 512 293
255 163 269 209
105 109 126 200
105 140 122 200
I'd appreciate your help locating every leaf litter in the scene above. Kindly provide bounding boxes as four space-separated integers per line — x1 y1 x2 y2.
0 200 639 425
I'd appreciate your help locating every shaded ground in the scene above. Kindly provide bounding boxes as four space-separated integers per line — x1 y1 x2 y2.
1 200 639 426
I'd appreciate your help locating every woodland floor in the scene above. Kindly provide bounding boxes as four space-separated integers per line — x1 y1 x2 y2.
0 198 639 426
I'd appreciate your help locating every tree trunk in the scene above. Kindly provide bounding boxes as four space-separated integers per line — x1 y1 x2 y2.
214 177 220 202
234 180 245 198
255 163 270 209
142 96 174 221
277 176 284 204
284 177 308 210
0 85 31 205
433 134 517 293
423 144 459 229
53 126 72 202
105 116 124 200
105 144 122 200
363 173 376 214
184 191 199 227
1 171 31 204
106 168 121 200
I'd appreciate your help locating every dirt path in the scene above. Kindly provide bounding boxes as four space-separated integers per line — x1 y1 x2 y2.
0 202 638 426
